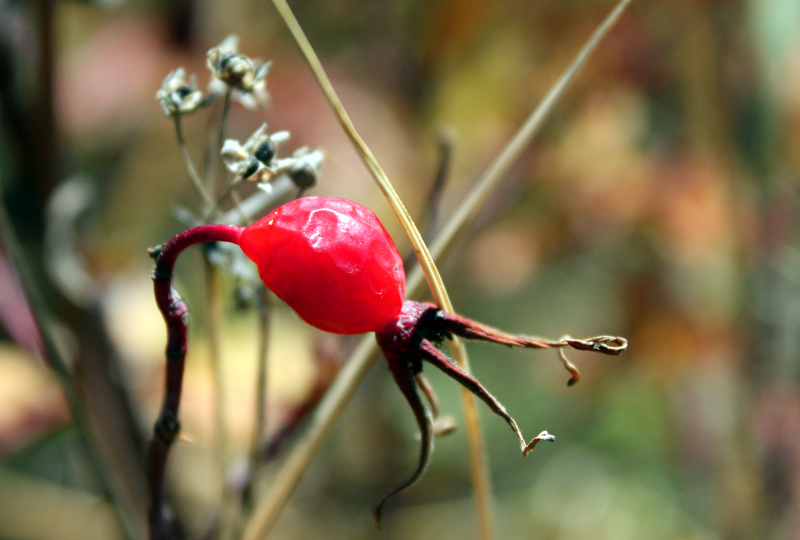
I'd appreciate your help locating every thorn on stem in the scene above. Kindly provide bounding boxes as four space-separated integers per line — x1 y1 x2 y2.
148 244 164 261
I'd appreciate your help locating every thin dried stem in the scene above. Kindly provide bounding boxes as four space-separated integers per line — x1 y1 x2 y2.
268 0 445 302
242 1 632 537
426 132 453 238
206 174 247 221
267 1 494 536
203 258 232 538
242 337 378 540
243 286 272 511
174 116 216 211
204 89 232 196
218 175 296 226
431 0 635 263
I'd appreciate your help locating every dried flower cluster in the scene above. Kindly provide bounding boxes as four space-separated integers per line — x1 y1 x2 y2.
157 35 270 117
156 35 323 201
221 123 323 188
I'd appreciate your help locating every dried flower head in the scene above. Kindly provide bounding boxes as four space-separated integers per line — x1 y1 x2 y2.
221 124 293 182
156 68 204 117
207 35 271 109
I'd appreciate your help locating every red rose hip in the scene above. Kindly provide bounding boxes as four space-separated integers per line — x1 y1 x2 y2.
148 195 626 534
239 197 405 334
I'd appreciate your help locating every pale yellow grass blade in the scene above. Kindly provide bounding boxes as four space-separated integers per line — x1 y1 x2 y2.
242 1 633 538
264 0 494 538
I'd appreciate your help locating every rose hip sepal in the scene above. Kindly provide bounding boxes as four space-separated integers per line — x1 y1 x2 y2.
146 196 627 536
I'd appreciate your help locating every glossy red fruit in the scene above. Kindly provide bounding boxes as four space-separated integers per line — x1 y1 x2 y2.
239 196 405 334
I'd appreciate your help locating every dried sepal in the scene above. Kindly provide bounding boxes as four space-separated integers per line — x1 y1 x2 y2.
372 299 627 523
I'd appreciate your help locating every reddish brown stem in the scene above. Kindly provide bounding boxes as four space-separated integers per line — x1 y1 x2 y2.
147 224 243 540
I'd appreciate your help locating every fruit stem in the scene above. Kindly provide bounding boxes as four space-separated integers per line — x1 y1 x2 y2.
147 224 243 540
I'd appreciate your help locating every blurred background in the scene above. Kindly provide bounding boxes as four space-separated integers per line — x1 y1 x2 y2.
1 0 799 539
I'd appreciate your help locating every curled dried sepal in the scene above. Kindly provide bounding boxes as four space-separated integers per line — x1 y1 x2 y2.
558 348 581 386
373 349 434 530
156 68 205 117
522 431 556 457
373 300 628 523
426 307 627 383
207 34 271 109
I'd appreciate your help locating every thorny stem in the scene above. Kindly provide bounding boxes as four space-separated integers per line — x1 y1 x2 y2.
242 0 633 537
147 224 243 540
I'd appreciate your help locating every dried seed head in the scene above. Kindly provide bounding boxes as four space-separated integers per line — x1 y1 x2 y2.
206 35 271 109
222 124 285 182
221 124 322 186
156 68 204 117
